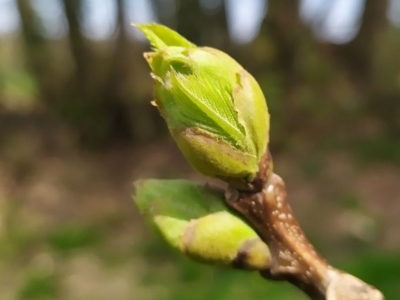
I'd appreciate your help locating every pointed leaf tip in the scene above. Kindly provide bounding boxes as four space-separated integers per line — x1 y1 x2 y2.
133 23 195 50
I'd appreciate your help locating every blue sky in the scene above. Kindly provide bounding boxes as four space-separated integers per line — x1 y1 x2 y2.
0 0 399 44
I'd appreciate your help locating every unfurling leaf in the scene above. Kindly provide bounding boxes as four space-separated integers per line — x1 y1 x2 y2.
134 179 271 271
135 24 270 186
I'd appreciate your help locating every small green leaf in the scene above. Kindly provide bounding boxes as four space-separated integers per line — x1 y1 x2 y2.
134 179 271 270
133 23 195 50
134 179 225 219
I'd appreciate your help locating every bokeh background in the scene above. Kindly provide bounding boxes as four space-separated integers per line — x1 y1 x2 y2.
0 0 400 299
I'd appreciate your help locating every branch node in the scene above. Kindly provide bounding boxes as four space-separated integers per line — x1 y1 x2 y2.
225 150 384 299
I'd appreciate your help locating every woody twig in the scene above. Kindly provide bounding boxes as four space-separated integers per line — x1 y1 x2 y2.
225 150 384 300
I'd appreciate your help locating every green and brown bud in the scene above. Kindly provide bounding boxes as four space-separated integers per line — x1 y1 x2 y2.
135 24 270 185
134 179 271 270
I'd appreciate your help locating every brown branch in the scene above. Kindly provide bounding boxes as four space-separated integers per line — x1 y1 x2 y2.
225 150 385 300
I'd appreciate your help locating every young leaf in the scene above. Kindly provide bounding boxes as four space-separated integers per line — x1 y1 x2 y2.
134 179 271 270
133 23 195 50
136 23 270 187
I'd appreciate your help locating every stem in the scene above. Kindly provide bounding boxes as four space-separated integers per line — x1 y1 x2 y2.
225 150 384 300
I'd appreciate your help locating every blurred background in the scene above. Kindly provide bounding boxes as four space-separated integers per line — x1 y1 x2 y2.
0 0 399 299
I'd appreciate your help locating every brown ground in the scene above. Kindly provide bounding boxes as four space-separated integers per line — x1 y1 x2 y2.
0 123 399 299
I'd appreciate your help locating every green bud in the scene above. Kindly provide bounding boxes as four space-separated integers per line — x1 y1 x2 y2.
182 212 271 270
135 24 270 183
134 179 271 270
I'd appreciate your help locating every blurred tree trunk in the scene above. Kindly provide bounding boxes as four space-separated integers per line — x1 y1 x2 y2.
201 0 230 49
176 0 202 43
16 0 56 104
61 0 90 90
150 0 176 28
255 0 311 148
260 0 305 87
101 0 161 143
335 0 389 88
58 0 146 145
101 0 133 141
332 0 397 135
60 0 109 145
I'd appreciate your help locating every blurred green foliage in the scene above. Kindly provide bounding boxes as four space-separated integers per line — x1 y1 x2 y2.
47 224 103 253
1 217 399 300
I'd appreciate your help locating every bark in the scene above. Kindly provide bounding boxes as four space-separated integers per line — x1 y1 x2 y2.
226 149 384 300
